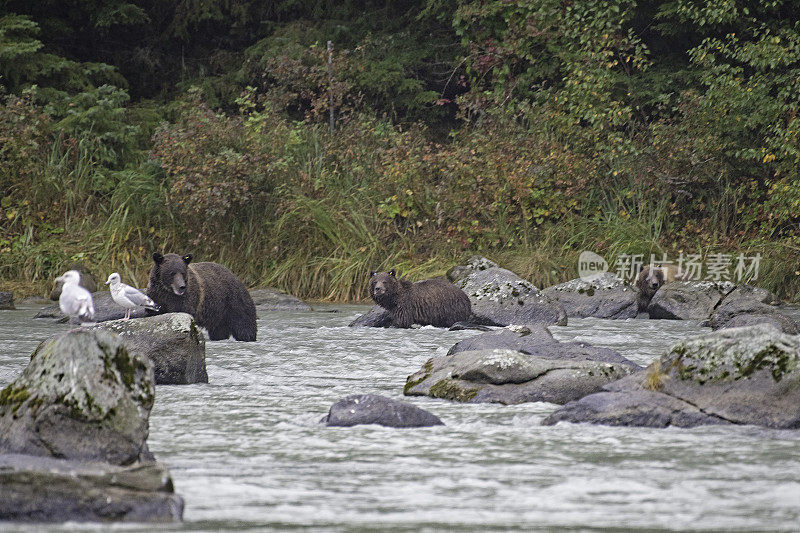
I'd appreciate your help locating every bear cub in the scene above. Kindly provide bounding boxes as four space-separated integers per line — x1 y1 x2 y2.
147 252 257 341
369 270 472 328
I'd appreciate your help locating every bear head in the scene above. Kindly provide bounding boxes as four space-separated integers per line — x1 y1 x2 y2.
369 270 402 309
152 252 193 296
636 265 666 298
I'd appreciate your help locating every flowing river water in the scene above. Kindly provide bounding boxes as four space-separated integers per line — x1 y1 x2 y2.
1 303 799 531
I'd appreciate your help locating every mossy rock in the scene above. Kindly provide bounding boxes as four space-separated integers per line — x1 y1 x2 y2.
0 330 155 465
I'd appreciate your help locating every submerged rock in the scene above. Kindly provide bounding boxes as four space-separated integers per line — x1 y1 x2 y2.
542 273 638 319
543 324 800 429
456 266 567 327
405 347 636 405
0 291 14 310
322 394 444 428
0 454 183 522
92 313 208 385
250 288 312 312
0 330 155 465
647 281 735 320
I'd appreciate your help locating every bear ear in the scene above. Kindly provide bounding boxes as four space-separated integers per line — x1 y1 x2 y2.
389 269 396 277
369 271 377 278
182 254 192 264
153 252 164 264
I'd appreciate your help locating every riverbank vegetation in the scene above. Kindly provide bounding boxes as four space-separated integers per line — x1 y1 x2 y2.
1 1 799 301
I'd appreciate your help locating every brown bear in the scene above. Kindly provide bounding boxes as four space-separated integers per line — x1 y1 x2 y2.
636 264 686 311
369 270 472 328
147 252 257 341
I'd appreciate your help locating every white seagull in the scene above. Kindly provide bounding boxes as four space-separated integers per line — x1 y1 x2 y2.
105 272 159 320
56 270 95 326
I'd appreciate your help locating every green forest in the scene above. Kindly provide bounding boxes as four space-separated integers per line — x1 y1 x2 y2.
1 0 799 301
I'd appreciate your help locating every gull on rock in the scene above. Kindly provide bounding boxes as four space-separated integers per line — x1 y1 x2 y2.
105 272 160 320
56 270 95 326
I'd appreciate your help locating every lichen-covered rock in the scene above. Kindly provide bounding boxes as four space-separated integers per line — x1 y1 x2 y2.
34 291 148 323
405 348 636 405
0 291 14 310
0 330 155 465
92 313 208 385
322 394 444 428
456 267 567 327
0 454 183 522
446 328 640 369
250 288 312 312
541 273 638 319
647 281 736 320
543 324 800 428
446 256 499 283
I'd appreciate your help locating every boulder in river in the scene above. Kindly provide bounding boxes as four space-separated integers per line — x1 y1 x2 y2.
322 394 444 428
708 285 795 333
250 288 312 312
447 327 640 369
455 266 567 327
405 344 638 405
0 454 183 522
0 329 182 522
542 323 800 429
92 313 208 385
0 291 14 310
0 329 155 464
647 280 736 320
541 272 638 319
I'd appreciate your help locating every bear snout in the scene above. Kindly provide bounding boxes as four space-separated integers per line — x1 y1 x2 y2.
171 273 187 295
373 283 385 296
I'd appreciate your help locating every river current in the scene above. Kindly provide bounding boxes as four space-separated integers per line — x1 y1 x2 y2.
1 303 799 531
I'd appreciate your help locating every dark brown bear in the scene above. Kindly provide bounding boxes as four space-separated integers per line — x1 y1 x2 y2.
369 270 472 328
147 252 257 341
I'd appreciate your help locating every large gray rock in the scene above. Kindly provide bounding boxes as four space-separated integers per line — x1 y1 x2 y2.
543 324 800 428
322 394 444 428
647 281 736 320
708 285 795 333
35 291 148 323
0 291 14 310
542 273 638 319
0 330 155 465
447 328 640 369
456 267 567 327
404 348 636 405
250 288 312 312
92 313 208 385
0 454 183 522
446 256 498 283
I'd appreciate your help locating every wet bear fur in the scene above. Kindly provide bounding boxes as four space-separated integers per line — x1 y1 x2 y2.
369 270 472 328
147 252 257 341
636 264 685 311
